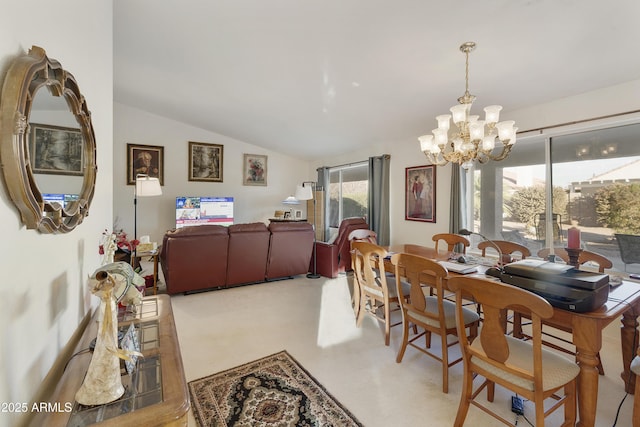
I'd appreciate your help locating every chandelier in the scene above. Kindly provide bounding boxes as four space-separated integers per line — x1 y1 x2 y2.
419 42 517 170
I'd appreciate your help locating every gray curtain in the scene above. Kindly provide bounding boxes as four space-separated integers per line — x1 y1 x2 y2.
316 166 330 239
368 154 391 245
449 164 469 252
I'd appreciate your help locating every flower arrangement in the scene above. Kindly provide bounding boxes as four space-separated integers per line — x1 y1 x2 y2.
99 229 139 255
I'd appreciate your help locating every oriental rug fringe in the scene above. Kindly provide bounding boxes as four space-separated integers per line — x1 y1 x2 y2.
188 350 363 427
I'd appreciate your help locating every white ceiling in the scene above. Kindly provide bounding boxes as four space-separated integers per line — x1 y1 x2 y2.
113 0 640 161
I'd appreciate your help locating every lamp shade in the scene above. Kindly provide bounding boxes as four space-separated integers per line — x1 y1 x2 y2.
282 196 299 205
295 184 313 201
135 175 162 197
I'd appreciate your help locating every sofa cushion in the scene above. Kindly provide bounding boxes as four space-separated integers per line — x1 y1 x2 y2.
227 222 270 286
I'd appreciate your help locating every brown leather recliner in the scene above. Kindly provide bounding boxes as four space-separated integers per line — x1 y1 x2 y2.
160 225 229 294
226 222 270 286
314 217 369 278
266 222 314 280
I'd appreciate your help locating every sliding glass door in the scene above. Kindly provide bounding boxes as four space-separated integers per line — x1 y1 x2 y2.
327 162 369 229
469 120 640 273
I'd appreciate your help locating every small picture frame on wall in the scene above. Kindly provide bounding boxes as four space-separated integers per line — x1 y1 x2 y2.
30 123 84 176
127 143 164 185
405 165 436 222
243 153 267 186
189 141 223 182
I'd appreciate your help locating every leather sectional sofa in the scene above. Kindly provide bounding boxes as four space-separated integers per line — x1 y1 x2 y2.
159 221 314 294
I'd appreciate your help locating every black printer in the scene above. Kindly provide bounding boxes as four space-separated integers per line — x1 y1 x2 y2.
497 259 610 313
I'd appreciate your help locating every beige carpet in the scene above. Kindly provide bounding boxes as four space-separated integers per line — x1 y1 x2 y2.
189 350 363 427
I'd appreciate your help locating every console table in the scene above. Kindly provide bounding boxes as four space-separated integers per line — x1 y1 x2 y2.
32 295 189 426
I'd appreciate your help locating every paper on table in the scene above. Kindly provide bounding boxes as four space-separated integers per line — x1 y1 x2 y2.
438 261 479 274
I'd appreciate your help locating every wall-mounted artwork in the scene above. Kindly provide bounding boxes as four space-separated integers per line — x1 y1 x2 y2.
189 141 223 182
30 123 83 176
127 143 164 185
243 154 267 186
405 165 436 222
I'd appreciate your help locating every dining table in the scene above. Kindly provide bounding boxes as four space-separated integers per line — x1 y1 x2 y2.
385 243 640 427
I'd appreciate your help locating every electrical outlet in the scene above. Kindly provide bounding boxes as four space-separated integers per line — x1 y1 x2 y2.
511 395 524 415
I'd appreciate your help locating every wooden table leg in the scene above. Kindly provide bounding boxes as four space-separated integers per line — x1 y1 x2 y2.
152 254 159 295
574 319 601 427
621 308 639 393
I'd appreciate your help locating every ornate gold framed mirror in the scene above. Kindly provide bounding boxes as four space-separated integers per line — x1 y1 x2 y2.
0 46 97 233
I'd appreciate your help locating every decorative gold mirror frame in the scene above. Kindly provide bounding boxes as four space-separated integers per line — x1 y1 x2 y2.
0 46 97 233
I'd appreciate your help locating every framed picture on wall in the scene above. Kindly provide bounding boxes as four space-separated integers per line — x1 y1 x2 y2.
405 165 436 222
189 141 223 182
30 123 84 176
243 153 267 186
127 143 164 185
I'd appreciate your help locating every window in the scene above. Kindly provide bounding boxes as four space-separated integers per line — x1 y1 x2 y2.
468 120 640 273
327 162 369 229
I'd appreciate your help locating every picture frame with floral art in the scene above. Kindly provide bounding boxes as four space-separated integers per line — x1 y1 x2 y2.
243 153 267 186
189 141 223 182
127 143 164 185
405 165 436 222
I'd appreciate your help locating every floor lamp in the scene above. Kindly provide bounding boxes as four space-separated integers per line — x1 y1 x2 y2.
134 174 162 258
296 182 320 279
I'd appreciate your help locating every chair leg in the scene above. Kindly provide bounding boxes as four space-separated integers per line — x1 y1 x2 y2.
441 333 449 394
425 331 432 348
512 312 523 338
563 381 577 427
352 279 360 319
356 294 367 327
396 314 409 363
454 365 473 427
384 300 391 346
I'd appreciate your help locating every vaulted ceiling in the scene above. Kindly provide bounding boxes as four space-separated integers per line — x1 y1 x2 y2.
114 0 640 161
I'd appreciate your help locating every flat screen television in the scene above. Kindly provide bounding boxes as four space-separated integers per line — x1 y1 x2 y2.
175 196 234 228
42 193 79 209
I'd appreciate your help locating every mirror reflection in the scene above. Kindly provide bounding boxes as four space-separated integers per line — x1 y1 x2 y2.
30 87 84 197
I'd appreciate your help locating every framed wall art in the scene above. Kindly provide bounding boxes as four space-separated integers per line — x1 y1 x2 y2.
243 153 267 186
189 141 223 182
127 143 164 185
30 123 83 176
405 165 436 222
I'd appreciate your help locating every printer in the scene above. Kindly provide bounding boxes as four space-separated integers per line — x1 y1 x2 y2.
497 259 610 313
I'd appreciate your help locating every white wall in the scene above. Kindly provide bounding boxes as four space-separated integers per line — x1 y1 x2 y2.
113 103 312 243
0 2 113 427
312 79 640 248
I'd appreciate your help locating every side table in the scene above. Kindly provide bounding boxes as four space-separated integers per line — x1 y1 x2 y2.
131 248 160 295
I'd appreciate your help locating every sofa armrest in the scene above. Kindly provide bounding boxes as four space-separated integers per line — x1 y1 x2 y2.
314 242 339 278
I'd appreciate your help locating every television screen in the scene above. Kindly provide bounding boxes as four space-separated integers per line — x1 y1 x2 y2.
42 193 79 209
176 196 234 228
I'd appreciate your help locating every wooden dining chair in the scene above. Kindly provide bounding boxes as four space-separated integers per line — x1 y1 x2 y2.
349 230 378 318
515 248 612 375
478 240 531 263
352 241 410 346
391 253 480 393
448 275 580 426
432 233 470 254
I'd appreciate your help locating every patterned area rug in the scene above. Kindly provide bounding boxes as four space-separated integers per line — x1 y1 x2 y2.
188 351 363 427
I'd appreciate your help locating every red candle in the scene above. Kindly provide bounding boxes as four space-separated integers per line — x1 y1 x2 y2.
567 227 581 249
